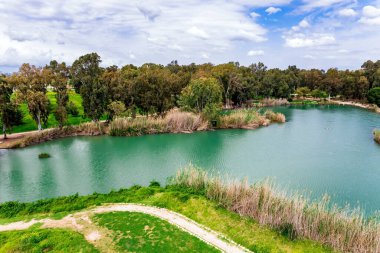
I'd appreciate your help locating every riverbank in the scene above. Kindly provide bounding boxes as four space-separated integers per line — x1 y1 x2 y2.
173 166 380 253
330 100 380 113
0 176 332 252
0 109 285 149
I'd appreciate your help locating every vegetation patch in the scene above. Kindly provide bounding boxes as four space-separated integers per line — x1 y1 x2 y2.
94 212 219 253
374 129 380 144
0 228 98 252
38 153 51 159
171 166 380 253
0 183 332 252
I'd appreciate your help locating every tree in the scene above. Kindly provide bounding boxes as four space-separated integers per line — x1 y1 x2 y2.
0 78 17 139
367 87 380 106
71 53 107 121
26 91 50 130
108 101 127 120
8 64 50 130
179 77 222 112
212 63 241 108
47 60 69 128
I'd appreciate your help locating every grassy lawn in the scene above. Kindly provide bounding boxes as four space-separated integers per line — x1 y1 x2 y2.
4 91 92 134
94 212 219 253
0 186 335 253
0 228 98 253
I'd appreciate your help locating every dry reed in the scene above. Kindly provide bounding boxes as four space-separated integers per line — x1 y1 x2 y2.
171 166 380 253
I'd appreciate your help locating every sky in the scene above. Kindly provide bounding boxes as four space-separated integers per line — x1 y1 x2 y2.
0 0 380 72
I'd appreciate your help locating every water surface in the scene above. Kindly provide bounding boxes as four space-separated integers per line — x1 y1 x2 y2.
1 105 379 214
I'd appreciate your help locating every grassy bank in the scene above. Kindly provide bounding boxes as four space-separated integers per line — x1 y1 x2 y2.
94 212 219 252
0 228 98 252
0 181 332 252
374 129 380 144
171 166 380 253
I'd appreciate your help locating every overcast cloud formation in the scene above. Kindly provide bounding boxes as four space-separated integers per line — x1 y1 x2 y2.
0 0 380 72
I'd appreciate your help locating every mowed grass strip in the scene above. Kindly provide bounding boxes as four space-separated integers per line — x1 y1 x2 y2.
94 211 220 253
0 228 99 253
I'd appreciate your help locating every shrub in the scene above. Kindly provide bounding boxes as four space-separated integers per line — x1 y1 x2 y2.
220 110 272 129
368 87 380 106
202 103 221 128
38 153 51 159
66 101 79 116
374 129 380 144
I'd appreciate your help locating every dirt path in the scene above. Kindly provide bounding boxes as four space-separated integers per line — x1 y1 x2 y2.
330 100 380 113
0 203 250 253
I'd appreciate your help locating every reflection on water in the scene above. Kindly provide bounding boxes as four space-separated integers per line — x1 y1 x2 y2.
0 105 379 215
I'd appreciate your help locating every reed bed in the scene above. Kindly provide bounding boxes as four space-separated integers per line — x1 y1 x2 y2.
264 110 286 123
260 98 290 107
374 129 380 144
109 109 206 136
220 110 269 129
171 166 380 253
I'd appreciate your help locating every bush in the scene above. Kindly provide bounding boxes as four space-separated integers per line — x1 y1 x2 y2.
311 89 328 99
66 101 79 116
374 129 380 144
368 87 380 106
38 153 51 159
202 103 221 128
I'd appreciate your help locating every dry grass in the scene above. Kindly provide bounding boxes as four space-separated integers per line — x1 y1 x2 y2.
220 110 285 129
260 98 290 107
13 122 105 148
374 129 380 144
171 166 380 253
264 111 286 123
109 109 207 136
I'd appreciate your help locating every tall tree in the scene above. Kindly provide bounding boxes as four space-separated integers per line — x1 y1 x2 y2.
71 53 107 121
212 63 241 107
0 77 14 138
47 60 69 128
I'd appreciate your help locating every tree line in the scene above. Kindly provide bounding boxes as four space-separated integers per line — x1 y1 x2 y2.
1 52 380 137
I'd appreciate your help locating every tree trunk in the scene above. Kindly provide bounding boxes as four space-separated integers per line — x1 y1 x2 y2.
37 112 42 131
2 124 6 139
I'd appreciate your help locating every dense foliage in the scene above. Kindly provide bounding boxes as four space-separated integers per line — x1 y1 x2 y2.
2 54 380 134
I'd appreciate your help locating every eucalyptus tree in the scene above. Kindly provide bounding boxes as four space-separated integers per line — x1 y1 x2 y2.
71 53 107 121
47 60 69 128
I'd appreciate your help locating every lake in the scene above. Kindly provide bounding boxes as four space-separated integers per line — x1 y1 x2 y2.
1 105 379 214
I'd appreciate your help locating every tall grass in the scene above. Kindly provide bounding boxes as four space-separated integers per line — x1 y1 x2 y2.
171 166 380 253
109 109 206 136
220 109 285 129
260 98 290 107
374 129 380 144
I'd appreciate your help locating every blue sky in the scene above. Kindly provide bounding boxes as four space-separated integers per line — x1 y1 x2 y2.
0 0 380 72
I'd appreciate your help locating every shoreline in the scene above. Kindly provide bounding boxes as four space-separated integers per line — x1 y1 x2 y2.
0 109 285 149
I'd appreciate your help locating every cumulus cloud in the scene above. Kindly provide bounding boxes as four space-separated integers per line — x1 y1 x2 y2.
338 8 357 17
247 50 264 56
265 7 282 15
359 5 380 25
0 0 272 70
285 34 336 48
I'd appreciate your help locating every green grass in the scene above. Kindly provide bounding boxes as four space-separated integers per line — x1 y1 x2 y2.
4 91 92 133
94 212 219 253
0 185 334 253
0 228 98 253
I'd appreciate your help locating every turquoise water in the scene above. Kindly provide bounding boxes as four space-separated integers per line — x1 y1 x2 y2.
0 105 379 214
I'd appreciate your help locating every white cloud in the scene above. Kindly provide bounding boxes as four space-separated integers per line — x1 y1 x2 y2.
292 19 310 31
187 26 209 39
359 5 380 25
265 7 282 15
0 0 270 70
338 8 357 17
299 0 352 11
362 5 380 17
303 54 315 59
247 50 264 56
285 34 336 48
250 12 260 18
